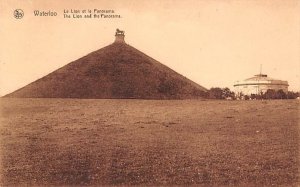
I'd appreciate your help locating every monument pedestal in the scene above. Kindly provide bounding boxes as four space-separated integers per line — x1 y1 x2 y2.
115 34 125 43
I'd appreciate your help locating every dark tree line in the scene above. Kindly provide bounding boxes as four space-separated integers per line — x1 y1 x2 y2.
258 89 298 100
244 89 299 100
207 87 299 100
208 87 235 99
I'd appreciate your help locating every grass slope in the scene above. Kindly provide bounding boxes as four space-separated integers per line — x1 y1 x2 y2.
0 99 299 186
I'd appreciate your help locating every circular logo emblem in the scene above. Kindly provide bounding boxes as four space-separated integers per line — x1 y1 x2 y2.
14 9 24 19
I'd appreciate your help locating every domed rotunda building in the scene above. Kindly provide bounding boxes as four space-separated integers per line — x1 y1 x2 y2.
234 73 289 96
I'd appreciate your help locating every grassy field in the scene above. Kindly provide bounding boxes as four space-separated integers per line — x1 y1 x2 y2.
0 98 299 186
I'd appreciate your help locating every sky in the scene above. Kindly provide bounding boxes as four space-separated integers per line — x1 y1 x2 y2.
1 0 299 96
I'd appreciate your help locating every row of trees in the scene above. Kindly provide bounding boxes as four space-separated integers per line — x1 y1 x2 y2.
208 87 235 99
207 87 300 100
245 89 299 100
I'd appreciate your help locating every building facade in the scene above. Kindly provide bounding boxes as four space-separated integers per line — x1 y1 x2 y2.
234 74 289 96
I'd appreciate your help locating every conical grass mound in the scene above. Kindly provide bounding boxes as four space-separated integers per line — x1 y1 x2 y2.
5 31 207 99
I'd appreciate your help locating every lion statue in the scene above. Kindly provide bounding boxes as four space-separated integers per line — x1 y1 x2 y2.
116 28 125 35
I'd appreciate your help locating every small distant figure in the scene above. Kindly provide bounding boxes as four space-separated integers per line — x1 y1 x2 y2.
116 28 125 35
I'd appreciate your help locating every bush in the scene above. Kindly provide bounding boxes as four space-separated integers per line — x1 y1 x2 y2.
208 87 223 99
263 89 277 99
208 87 235 100
276 90 287 99
287 91 299 99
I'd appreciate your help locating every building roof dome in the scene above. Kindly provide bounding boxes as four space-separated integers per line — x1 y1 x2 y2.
234 73 289 87
244 74 275 81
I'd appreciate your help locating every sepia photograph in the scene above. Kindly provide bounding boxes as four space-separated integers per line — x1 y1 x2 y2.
0 0 299 186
